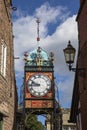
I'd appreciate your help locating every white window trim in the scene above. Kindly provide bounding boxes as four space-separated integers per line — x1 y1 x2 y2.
1 40 7 77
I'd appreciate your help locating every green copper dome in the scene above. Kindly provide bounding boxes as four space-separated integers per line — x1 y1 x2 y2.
25 47 53 66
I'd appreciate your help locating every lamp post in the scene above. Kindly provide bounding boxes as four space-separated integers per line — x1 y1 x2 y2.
63 41 76 71
63 41 85 73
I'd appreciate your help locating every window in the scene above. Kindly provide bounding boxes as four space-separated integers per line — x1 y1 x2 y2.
63 126 68 130
1 40 7 77
70 126 76 130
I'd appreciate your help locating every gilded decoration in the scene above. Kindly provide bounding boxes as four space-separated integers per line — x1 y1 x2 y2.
26 72 52 82
25 100 53 108
24 47 54 66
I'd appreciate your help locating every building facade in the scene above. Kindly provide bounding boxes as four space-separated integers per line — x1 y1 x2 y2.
0 0 17 130
69 0 87 130
62 108 76 130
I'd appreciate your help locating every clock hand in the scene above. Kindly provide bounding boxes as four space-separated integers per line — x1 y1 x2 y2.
33 83 40 86
31 81 40 86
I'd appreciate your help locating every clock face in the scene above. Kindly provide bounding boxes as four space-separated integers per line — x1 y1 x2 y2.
28 74 51 97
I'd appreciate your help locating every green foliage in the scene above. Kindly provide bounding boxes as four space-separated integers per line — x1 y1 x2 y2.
25 114 44 130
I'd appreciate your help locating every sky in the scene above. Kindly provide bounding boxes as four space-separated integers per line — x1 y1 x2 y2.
12 0 80 110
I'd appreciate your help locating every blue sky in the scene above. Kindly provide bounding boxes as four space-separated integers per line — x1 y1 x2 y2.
12 0 80 125
12 0 79 35
12 0 79 14
12 0 79 110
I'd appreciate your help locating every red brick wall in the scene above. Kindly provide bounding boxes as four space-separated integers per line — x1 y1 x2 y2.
77 0 87 130
80 0 85 4
77 2 87 48
0 0 17 130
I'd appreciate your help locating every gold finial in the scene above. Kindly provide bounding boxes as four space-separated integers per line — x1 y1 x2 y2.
24 52 28 62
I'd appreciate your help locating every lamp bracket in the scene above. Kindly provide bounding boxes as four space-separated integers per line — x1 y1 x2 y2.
69 66 85 77
69 64 84 72
70 67 85 72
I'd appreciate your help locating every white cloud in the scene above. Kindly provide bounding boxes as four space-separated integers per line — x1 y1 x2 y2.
13 3 78 108
35 2 69 24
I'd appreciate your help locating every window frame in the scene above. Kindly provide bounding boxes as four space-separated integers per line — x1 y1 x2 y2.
1 40 7 77
63 126 68 130
70 126 76 130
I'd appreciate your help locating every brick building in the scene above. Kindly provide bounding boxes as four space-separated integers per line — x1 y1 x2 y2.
69 0 87 130
0 0 17 130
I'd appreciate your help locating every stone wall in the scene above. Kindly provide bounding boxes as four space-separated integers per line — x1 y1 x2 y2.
62 108 76 130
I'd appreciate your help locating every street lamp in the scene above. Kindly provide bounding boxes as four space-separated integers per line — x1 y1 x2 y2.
63 41 85 73
63 41 76 71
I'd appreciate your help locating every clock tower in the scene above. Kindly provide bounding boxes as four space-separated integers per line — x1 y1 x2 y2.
24 47 55 129
23 19 55 130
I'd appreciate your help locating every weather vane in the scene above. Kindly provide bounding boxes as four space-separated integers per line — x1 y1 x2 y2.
36 18 40 42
